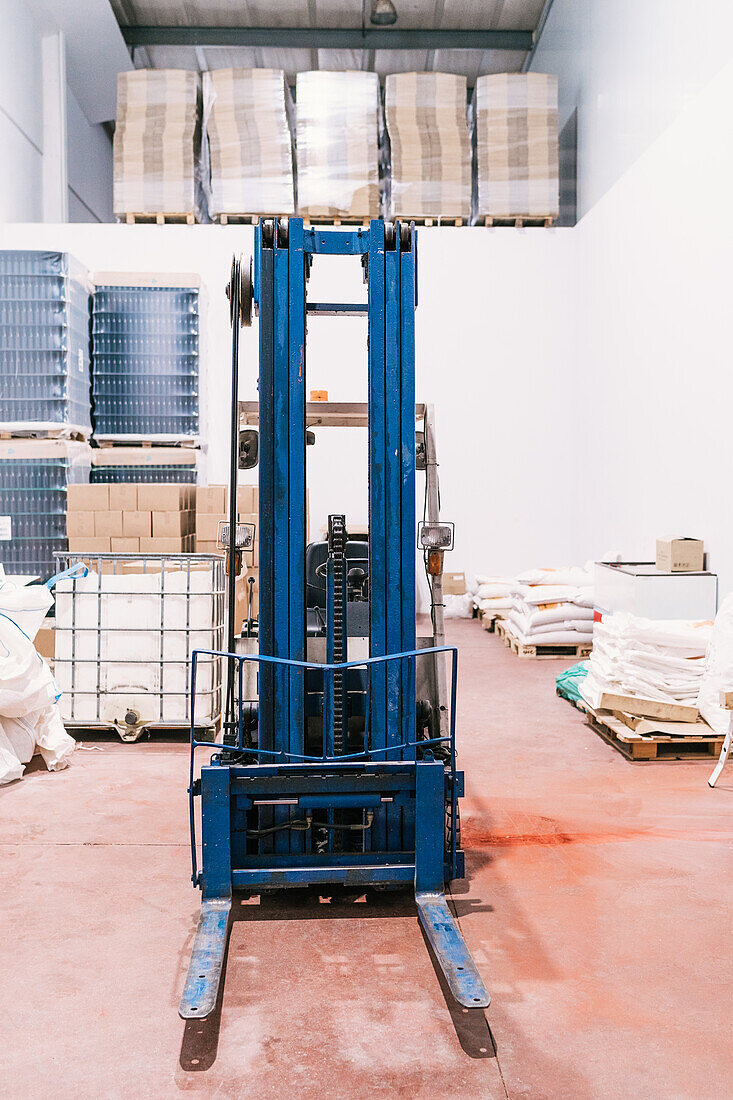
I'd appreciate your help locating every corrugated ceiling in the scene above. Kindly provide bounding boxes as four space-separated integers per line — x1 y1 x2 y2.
111 0 546 81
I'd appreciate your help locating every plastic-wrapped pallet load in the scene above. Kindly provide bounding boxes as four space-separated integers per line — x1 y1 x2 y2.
113 69 205 222
296 71 380 221
579 613 712 713
474 73 559 223
385 72 471 221
506 565 595 646
204 68 295 218
91 274 200 442
0 440 91 580
0 250 92 436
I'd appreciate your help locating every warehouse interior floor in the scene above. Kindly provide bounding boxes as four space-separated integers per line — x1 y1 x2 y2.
4 617 731 1100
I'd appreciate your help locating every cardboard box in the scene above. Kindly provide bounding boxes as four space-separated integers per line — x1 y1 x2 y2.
137 483 194 512
153 510 194 538
195 513 223 543
195 541 222 555
196 485 258 514
111 537 140 552
94 511 124 538
107 483 139 511
67 537 111 553
656 538 704 573
235 570 259 629
66 510 95 538
122 510 152 538
67 483 109 510
196 486 227 513
442 571 466 595
139 536 191 553
34 625 55 661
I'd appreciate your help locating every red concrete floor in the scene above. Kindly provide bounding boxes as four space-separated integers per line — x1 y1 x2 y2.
2 617 732 1098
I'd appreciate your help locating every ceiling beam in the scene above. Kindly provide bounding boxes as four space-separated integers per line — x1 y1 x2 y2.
120 26 533 51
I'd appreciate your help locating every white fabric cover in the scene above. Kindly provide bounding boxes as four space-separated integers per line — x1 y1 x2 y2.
698 594 733 734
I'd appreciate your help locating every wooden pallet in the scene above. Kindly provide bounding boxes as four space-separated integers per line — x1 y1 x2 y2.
93 436 199 449
303 216 372 228
0 424 89 442
121 212 196 225
480 609 509 634
215 213 290 226
403 216 467 227
587 711 724 761
482 215 555 228
497 620 593 660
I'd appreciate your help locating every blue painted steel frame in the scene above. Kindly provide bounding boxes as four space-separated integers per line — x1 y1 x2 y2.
180 221 490 1018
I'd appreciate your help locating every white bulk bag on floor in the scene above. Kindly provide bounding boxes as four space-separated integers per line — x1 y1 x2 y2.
0 614 74 784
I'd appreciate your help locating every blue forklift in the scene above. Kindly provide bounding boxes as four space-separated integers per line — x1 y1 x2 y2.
180 218 489 1018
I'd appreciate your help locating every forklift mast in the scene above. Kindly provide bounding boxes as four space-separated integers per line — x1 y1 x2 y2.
180 219 490 1020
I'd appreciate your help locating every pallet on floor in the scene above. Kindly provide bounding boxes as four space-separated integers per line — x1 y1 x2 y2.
497 619 592 660
120 212 197 225
586 710 724 761
480 609 509 634
0 422 90 441
482 215 555 228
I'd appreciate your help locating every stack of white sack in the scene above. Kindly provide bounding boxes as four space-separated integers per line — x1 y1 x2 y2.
0 578 75 785
508 565 595 646
474 576 515 616
579 612 712 713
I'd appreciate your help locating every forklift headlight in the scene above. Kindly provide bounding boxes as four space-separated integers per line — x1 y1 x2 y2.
218 520 256 551
417 521 454 551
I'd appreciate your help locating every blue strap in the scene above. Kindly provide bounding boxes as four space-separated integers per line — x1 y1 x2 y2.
46 562 88 589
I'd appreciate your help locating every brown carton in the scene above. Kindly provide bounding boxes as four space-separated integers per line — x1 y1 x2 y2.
94 511 124 538
153 510 194 538
111 537 140 553
67 483 109 510
68 537 111 553
442 571 466 595
122 510 152 538
137 484 194 512
107 484 138 511
196 486 227 513
66 510 95 538
655 537 704 573
34 626 55 661
195 513 223 543
139 536 189 553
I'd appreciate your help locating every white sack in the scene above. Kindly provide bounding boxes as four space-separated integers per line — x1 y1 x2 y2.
698 593 733 734
444 593 474 619
0 726 24 784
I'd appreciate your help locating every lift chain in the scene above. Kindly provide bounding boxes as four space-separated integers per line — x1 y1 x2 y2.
327 514 347 755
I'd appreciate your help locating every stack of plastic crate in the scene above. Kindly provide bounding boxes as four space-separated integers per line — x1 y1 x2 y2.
0 439 91 580
0 251 93 580
91 275 201 446
0 250 92 436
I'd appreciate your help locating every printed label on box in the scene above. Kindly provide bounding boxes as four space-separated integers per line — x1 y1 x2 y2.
0 515 11 540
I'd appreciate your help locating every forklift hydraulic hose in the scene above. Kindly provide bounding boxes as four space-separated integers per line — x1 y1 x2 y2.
246 812 374 838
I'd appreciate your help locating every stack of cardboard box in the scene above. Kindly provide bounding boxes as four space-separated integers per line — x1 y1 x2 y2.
67 484 195 554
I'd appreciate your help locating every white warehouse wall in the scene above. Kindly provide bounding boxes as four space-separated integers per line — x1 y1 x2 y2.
0 0 44 221
0 0 117 224
575 54 733 596
531 0 733 218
